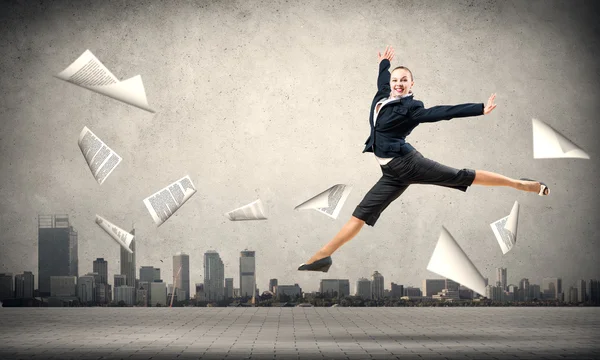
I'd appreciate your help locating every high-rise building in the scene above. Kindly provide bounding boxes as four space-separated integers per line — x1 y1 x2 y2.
14 272 34 299
496 268 507 291
390 283 404 298
485 285 504 301
588 279 600 304
139 266 160 283
195 283 205 302
114 274 126 288
225 278 234 299
38 215 78 295
530 284 541 300
519 278 530 301
150 281 167 306
114 286 135 305
542 278 562 300
445 279 460 292
239 250 256 298
404 287 422 297
0 273 14 299
423 279 446 297
173 252 190 301
77 275 96 303
356 278 371 299
371 271 384 299
50 276 77 297
275 284 302 300
120 228 136 288
320 279 350 298
269 279 278 293
93 258 108 284
577 279 587 303
567 286 578 303
204 251 225 302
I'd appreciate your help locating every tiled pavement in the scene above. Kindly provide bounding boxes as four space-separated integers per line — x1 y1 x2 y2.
0 307 599 359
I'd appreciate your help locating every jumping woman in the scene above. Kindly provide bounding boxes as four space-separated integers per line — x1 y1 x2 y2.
298 46 549 273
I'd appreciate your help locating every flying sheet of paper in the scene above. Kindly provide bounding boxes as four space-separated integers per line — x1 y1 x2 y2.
143 175 196 226
55 49 155 113
95 215 134 254
532 118 589 159
490 201 520 255
78 126 122 185
294 184 352 219
226 199 267 221
426 226 487 296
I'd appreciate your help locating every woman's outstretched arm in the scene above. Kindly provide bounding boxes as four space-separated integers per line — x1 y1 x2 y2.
376 46 395 95
410 93 497 123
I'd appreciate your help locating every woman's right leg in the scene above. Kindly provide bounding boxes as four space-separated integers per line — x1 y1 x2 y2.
472 170 548 194
303 172 409 265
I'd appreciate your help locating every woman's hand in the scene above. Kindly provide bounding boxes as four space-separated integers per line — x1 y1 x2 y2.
378 45 395 63
483 93 497 115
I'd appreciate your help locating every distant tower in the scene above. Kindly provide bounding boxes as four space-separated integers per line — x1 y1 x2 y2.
38 215 78 296
239 250 256 298
120 228 136 288
371 271 384 299
204 251 225 302
173 252 190 300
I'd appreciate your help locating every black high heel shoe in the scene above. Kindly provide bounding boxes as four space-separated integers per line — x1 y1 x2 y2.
520 178 549 196
297 256 332 272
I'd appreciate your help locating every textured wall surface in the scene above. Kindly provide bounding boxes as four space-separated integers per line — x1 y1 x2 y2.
1 0 599 294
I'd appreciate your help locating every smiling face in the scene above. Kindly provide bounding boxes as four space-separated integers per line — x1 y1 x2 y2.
390 67 414 98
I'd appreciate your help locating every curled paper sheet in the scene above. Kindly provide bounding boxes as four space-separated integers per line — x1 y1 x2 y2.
490 201 520 255
143 175 196 226
532 118 589 159
295 184 352 219
56 49 155 113
78 126 122 185
95 215 134 254
426 226 487 296
226 199 267 221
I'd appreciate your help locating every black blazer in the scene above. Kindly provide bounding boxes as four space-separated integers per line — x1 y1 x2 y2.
363 59 485 158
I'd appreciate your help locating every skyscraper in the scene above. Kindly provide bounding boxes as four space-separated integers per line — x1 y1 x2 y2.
320 279 350 298
93 258 108 284
496 267 507 291
423 279 446 297
542 278 562 300
371 271 384 299
173 252 190 301
120 228 136 288
356 278 371 299
390 282 404 298
225 278 234 299
204 251 225 302
519 278 530 301
0 273 13 299
114 274 126 288
577 279 587 303
38 215 78 295
239 250 256 298
14 272 34 299
139 266 160 283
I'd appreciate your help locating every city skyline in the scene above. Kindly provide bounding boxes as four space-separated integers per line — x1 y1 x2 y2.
4 216 599 297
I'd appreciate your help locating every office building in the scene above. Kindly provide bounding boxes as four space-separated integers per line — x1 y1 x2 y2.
496 268 507 290
93 258 108 284
50 276 77 297
225 278 234 299
269 279 278 293
274 284 302 300
38 215 78 295
390 282 404 298
371 271 384 299
542 278 562 300
114 286 135 305
114 274 126 288
77 275 96 303
139 266 160 283
120 228 136 288
423 279 446 297
356 278 371 299
204 251 225 302
173 252 190 301
320 279 350 298
239 250 256 298
14 271 34 299
0 273 13 299
150 281 167 306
